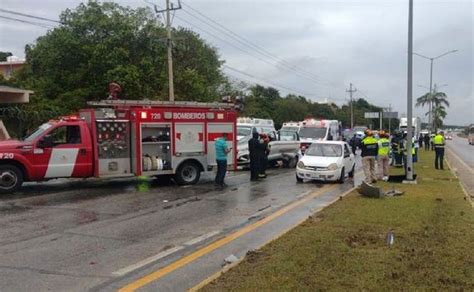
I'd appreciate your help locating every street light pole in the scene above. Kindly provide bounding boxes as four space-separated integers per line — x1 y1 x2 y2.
428 59 433 130
413 50 457 131
406 0 414 181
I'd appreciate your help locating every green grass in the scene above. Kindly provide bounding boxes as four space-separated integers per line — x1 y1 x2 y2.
202 150 474 291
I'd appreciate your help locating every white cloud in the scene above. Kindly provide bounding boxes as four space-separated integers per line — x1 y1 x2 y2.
0 0 472 125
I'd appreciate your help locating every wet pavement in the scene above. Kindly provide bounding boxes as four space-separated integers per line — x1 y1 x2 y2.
446 135 474 198
0 162 362 292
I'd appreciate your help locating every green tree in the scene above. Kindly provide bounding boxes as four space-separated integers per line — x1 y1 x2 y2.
0 51 12 62
16 1 224 113
416 85 449 130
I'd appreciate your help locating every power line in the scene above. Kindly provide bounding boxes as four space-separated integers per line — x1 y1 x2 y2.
180 1 326 83
0 15 54 29
151 0 343 92
0 8 61 24
179 1 346 92
223 65 315 97
145 1 348 98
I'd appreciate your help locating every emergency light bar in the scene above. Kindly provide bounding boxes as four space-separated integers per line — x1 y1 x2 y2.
88 99 237 110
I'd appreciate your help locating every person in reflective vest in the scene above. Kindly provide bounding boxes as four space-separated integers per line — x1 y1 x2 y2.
391 131 403 167
377 130 390 181
434 131 445 170
361 130 378 183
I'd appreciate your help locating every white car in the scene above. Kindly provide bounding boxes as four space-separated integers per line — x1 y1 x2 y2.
296 141 355 183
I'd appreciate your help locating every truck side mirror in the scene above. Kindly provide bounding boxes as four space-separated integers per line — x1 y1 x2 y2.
38 135 54 148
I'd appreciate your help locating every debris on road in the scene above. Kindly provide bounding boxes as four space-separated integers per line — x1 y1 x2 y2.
358 181 404 198
223 254 239 266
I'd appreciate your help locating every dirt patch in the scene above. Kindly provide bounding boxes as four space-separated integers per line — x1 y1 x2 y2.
345 230 383 248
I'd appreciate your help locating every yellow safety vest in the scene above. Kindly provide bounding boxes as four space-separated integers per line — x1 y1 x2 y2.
362 136 378 145
378 138 390 156
434 134 445 147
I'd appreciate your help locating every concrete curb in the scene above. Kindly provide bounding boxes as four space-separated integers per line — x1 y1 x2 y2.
188 186 357 291
445 155 473 208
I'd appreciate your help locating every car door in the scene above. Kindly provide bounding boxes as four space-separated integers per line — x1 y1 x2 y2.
343 143 354 170
33 123 91 179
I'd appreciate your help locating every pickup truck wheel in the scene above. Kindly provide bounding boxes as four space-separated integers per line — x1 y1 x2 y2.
296 174 303 183
337 167 345 184
285 156 298 168
175 162 201 185
0 165 23 194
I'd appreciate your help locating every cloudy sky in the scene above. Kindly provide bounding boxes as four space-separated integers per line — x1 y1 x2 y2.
0 0 472 125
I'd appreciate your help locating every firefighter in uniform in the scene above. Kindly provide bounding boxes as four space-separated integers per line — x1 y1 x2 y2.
361 130 378 183
434 131 445 170
377 130 390 181
248 131 264 181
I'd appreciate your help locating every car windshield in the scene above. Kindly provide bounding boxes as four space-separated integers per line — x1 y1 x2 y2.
305 144 342 157
279 130 297 141
299 127 327 139
281 126 299 132
23 123 53 142
237 126 252 137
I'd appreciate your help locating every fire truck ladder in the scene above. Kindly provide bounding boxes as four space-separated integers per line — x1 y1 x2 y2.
87 99 236 109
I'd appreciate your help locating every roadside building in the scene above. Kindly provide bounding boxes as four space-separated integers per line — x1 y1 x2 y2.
0 86 33 140
0 56 26 80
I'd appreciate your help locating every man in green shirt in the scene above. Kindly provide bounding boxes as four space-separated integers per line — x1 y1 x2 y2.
377 130 390 181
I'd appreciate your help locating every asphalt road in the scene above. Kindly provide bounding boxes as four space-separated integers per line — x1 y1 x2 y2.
446 134 474 198
0 162 362 292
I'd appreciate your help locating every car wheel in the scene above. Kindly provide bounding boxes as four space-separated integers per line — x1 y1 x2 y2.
285 156 298 168
0 164 23 194
348 164 355 178
337 167 345 184
296 174 303 183
174 162 201 185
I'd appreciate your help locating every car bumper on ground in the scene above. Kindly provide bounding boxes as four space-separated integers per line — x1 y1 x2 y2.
296 167 340 181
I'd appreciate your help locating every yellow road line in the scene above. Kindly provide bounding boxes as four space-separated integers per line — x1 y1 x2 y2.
119 184 338 292
188 185 357 292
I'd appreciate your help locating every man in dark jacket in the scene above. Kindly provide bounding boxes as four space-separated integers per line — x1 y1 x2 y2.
361 130 379 183
423 134 430 150
248 131 263 181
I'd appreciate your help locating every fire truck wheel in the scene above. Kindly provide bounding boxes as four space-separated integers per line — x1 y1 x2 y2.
0 164 23 194
175 162 201 185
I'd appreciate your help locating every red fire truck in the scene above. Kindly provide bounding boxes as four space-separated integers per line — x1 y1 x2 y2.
0 100 238 193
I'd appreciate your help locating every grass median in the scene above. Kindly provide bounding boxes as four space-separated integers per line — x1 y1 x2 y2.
201 150 474 290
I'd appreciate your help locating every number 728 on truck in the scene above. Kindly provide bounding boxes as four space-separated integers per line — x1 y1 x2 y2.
0 100 238 193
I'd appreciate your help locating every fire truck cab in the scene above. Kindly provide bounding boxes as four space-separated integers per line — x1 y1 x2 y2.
0 100 237 193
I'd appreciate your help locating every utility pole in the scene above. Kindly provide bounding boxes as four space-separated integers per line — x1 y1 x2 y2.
346 83 357 129
405 0 415 182
155 0 182 102
388 104 392 133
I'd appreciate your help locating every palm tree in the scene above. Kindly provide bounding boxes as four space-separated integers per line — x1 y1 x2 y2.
416 84 449 130
432 104 447 130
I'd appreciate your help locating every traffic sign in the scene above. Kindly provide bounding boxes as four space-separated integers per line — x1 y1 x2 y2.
364 112 379 118
383 112 398 119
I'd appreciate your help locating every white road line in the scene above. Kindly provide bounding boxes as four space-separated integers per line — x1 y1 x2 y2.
112 246 184 276
183 230 221 246
447 148 474 174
